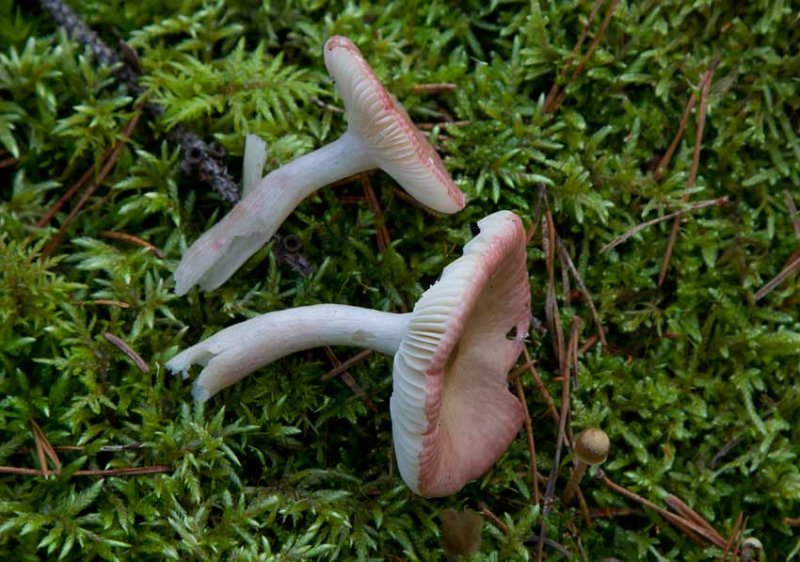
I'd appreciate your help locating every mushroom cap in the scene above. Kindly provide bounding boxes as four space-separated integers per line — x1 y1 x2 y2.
390 210 530 496
574 428 610 466
324 36 466 214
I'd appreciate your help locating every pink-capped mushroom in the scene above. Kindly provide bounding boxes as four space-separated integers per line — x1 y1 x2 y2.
167 210 530 496
173 35 466 296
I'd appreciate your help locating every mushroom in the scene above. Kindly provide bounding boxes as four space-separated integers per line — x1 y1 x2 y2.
167 210 529 496
440 508 483 560
561 427 610 505
173 35 466 296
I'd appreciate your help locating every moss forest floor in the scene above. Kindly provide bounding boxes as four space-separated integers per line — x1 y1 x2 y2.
1 1 798 560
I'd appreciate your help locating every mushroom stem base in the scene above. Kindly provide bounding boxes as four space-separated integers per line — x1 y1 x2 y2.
173 130 372 295
165 304 411 402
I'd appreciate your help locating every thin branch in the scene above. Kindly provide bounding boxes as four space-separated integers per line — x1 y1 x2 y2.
589 506 640 519
653 59 721 182
597 471 728 548
76 299 132 308
522 347 560 426
0 464 172 477
546 0 619 114
665 494 726 542
719 512 745 561
754 251 800 301
543 0 606 112
100 230 164 258
320 349 373 381
323 347 378 413
523 534 573 558
542 199 565 367
512 370 541 505
556 236 606 348
72 465 171 477
37 151 105 227
601 197 728 253
576 487 592 527
658 60 719 286
31 419 62 476
391 187 444 217
52 443 144 453
40 0 238 201
709 435 743 469
477 502 509 534
103 332 150 373
360 173 391 252
536 317 578 562
42 105 143 257
411 83 456 94
784 190 800 237
310 96 344 113
416 120 470 131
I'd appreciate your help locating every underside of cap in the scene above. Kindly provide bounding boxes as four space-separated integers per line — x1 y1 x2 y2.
390 210 530 496
323 36 465 214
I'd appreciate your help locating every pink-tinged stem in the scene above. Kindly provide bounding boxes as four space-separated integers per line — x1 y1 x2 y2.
165 304 411 402
173 131 372 295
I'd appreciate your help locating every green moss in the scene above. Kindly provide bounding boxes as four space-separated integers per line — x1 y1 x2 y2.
1 0 798 559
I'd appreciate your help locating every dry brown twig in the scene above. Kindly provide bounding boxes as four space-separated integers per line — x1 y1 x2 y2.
76 299 132 309
665 494 726 542
658 59 720 286
753 193 800 300
754 252 800 301
598 472 730 549
522 347 560 426
41 105 144 257
100 230 164 258
322 347 378 413
1 421 168 478
544 0 605 111
0 465 171 477
544 0 619 114
103 332 150 373
411 82 456 94
601 196 729 253
416 120 470 131
31 419 62 477
556 237 607 348
784 190 800 237
535 316 580 562
718 512 746 561
512 370 541 505
360 173 391 252
542 199 566 365
477 501 509 534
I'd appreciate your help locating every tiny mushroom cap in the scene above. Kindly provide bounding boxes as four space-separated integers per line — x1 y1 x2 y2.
166 210 530 496
323 35 465 214
574 427 610 466
391 210 530 496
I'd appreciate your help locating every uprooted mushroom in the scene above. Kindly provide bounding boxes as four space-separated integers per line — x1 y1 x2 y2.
167 210 531 496
173 35 466 296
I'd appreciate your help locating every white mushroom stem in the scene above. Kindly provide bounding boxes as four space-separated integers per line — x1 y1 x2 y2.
166 304 412 403
173 131 374 296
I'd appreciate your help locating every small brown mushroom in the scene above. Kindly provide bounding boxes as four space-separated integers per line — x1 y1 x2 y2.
561 427 610 505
